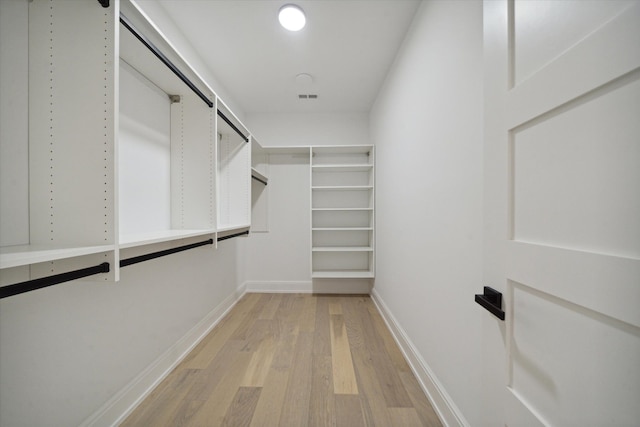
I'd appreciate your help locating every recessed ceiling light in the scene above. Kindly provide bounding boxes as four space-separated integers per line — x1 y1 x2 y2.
279 4 306 31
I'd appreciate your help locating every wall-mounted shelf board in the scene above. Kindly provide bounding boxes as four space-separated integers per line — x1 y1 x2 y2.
311 165 373 172
119 229 215 249
312 208 373 211
312 271 375 279
217 224 251 234
312 247 374 252
262 146 310 155
251 167 268 185
312 227 373 231
312 186 373 191
0 245 115 270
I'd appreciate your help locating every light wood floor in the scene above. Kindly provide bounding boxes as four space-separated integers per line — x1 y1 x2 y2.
122 293 442 426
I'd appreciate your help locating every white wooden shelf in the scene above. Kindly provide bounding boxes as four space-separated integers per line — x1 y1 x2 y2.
0 244 115 270
312 247 373 252
312 207 373 211
310 145 375 279
312 165 373 172
312 227 373 231
251 167 268 184
312 270 375 279
312 186 373 191
119 229 215 249
217 224 251 233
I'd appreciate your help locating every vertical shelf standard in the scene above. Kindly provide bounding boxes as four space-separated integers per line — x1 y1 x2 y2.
1 0 117 282
216 102 251 239
310 146 375 278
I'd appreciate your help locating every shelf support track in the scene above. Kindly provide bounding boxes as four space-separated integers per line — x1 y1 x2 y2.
0 263 110 300
119 13 214 108
120 239 214 268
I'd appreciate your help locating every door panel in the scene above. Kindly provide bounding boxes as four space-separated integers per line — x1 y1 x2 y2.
511 75 640 258
513 0 634 85
484 1 640 425
509 282 640 426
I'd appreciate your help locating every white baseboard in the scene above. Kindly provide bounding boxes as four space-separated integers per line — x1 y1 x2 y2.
370 289 469 427
80 287 246 427
244 280 372 294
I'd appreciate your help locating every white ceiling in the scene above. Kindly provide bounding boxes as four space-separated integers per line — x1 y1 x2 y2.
154 0 421 114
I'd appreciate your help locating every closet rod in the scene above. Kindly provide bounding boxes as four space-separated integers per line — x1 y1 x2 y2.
217 230 250 242
217 110 249 143
119 13 214 109
120 239 213 268
0 262 110 300
251 175 268 186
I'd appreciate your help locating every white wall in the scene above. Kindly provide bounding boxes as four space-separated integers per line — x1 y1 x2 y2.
247 112 369 148
369 1 484 425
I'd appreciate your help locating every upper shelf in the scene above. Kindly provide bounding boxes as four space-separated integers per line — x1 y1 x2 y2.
311 164 373 172
119 229 215 249
0 244 115 270
251 167 268 185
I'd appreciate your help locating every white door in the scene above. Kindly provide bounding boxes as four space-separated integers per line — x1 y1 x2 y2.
482 1 640 426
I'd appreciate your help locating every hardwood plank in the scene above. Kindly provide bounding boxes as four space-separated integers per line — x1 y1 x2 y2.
330 314 359 394
279 332 314 426
230 294 272 341
187 350 253 426
388 407 424 426
329 298 343 315
221 387 262 427
366 298 411 372
399 371 443 427
299 293 317 332
181 293 261 369
120 368 199 427
258 294 283 320
308 355 335 427
313 296 332 356
248 369 288 427
241 322 276 387
335 394 365 427
347 318 392 426
356 299 413 407
344 298 390 427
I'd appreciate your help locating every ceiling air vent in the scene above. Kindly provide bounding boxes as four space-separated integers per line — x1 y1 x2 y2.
298 94 318 99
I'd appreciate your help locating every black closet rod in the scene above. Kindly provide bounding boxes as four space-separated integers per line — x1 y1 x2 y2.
119 13 214 109
251 175 268 186
217 230 250 242
120 239 213 268
0 262 110 300
217 110 249 143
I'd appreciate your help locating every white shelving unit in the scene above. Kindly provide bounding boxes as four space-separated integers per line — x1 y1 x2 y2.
251 139 270 232
1 0 255 291
216 101 251 240
0 1 117 282
119 0 216 254
310 146 375 278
